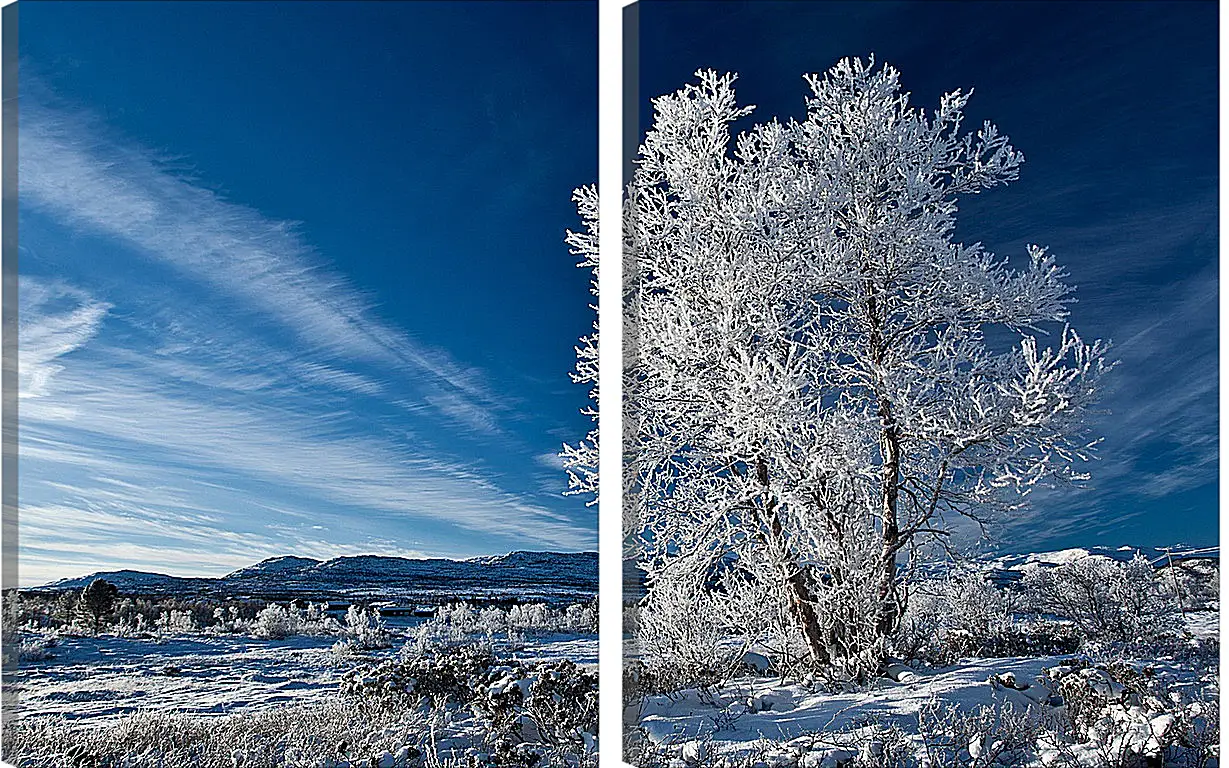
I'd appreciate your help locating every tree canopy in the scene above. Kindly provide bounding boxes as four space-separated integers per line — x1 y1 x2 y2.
609 58 1110 681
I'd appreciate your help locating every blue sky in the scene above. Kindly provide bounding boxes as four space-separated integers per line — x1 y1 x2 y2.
18 1 597 586
634 0 1218 552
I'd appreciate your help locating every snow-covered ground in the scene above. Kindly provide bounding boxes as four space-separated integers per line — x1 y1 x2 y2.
1184 609 1219 641
13 625 596 723
629 627 1217 766
634 653 1096 766
636 656 1065 750
8 630 600 768
14 632 350 719
625 551 1219 767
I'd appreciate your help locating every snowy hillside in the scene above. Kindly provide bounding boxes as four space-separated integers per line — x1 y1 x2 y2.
33 550 598 604
981 545 1218 585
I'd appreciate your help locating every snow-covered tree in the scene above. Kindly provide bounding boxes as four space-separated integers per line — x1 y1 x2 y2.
252 603 301 640
561 185 600 506
613 58 1109 680
343 604 392 649
1022 554 1178 643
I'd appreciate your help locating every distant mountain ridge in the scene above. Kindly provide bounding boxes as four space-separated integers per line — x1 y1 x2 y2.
981 544 1218 585
33 550 598 604
622 545 1219 599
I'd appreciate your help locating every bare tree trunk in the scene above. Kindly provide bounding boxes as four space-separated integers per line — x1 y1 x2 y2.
866 288 905 644
755 456 831 668
876 410 903 639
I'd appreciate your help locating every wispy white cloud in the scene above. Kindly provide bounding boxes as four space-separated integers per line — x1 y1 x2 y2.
19 96 504 434
426 389 503 436
17 280 593 584
18 279 111 399
16 86 593 584
534 451 566 471
290 361 386 398
24 372 592 548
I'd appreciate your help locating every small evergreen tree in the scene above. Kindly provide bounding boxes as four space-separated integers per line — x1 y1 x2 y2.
55 590 79 627
80 579 118 634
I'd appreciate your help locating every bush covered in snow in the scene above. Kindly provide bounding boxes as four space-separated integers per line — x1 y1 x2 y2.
15 630 59 663
156 608 198 635
476 659 599 754
230 601 346 641
342 644 497 707
1020 554 1180 645
340 644 598 765
330 605 393 652
894 568 1016 665
9 590 367 642
889 553 1195 668
633 573 753 692
252 603 303 640
894 568 1085 666
411 599 597 650
1042 658 1220 767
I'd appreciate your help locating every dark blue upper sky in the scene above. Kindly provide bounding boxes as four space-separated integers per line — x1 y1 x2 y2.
633 0 1218 552
18 1 597 584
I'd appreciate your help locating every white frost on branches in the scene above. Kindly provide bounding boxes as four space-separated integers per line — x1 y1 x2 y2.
609 58 1110 681
561 185 599 506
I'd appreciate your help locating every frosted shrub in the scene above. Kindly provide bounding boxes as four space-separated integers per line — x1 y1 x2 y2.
110 613 150 638
156 609 197 636
344 644 496 708
635 569 750 690
474 659 598 757
478 605 509 636
415 601 597 650
413 603 480 647
1045 660 1219 767
252 603 302 640
329 638 360 666
304 601 327 623
562 600 597 633
342 605 393 650
247 602 343 640
895 568 1016 664
508 603 548 631
1022 554 1179 644
206 605 243 635
305 608 343 637
437 603 479 634
441 602 477 627
911 699 1048 767
17 631 58 663
342 647 597 763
